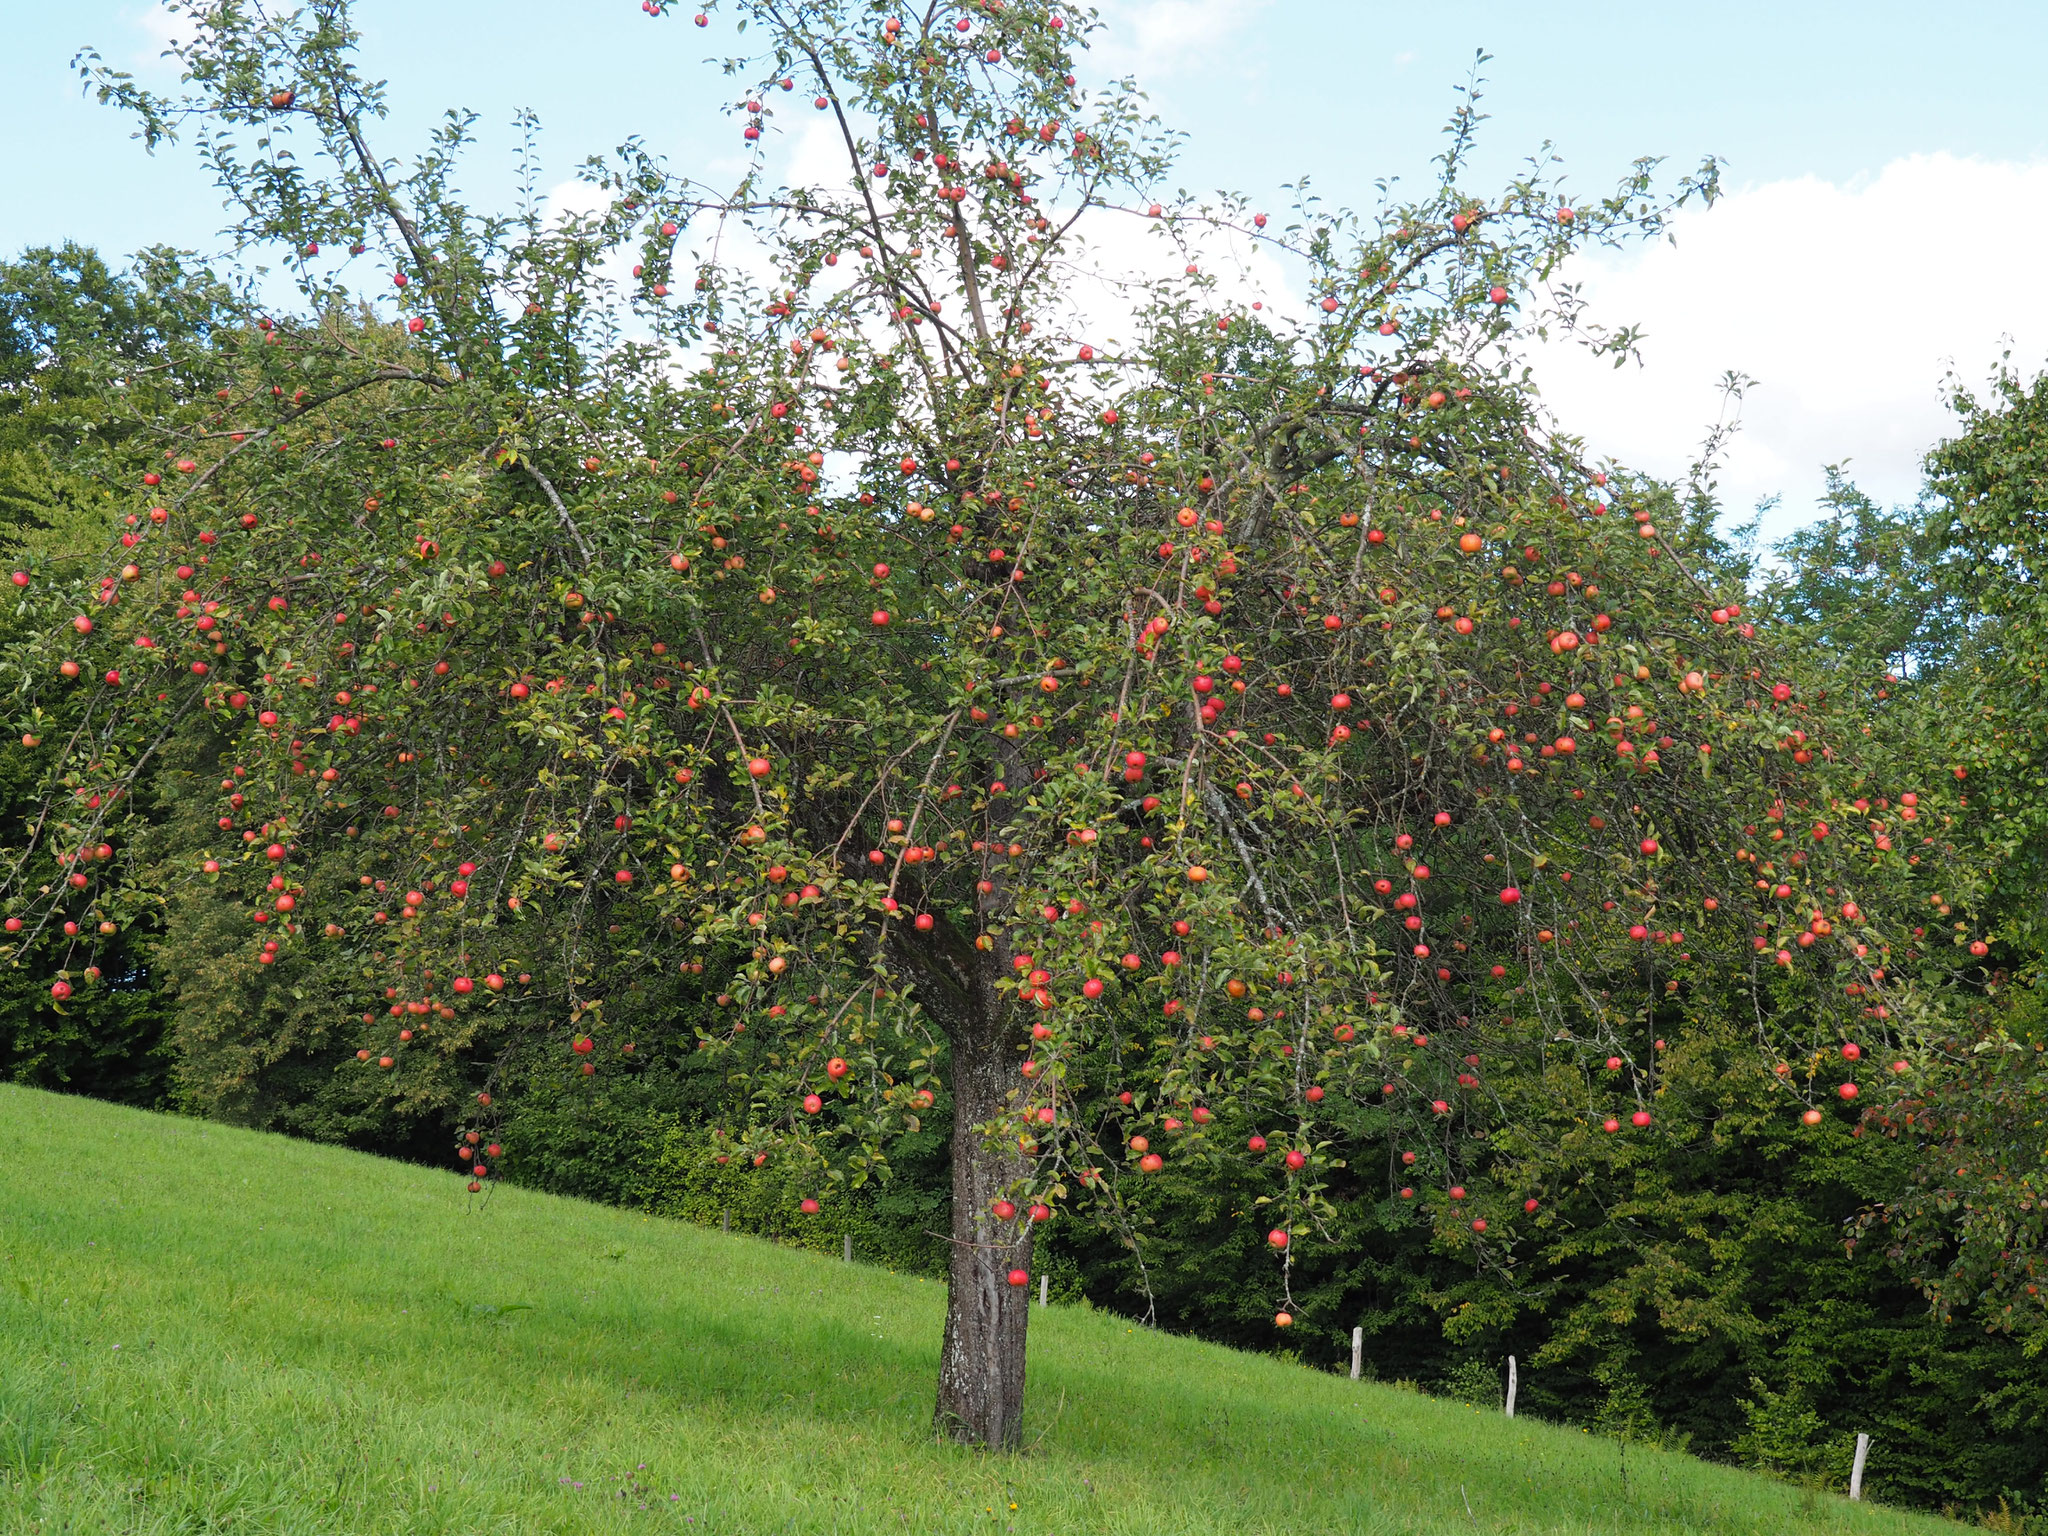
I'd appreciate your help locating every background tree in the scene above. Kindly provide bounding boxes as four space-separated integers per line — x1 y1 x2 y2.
1919 365 2048 956
1841 368 2048 1355
1741 380 2048 1354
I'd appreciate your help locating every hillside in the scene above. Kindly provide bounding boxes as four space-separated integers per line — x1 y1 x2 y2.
0 1085 1955 1535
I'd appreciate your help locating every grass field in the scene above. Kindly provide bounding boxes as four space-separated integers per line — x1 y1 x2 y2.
0 1084 1959 1535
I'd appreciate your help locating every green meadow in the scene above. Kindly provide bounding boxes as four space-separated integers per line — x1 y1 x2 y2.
0 1085 1956 1534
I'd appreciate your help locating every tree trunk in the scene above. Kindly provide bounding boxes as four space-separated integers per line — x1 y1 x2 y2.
932 1003 1032 1449
866 812 1035 1448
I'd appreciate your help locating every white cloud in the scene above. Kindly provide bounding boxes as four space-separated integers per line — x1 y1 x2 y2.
1092 0 1270 79
128 3 184 69
1529 153 2048 537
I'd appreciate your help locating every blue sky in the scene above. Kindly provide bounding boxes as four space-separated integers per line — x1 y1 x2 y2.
6 1 2047 526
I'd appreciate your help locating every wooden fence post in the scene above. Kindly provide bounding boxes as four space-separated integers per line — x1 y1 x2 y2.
1505 1356 1518 1418
1849 1433 1870 1500
843 1233 852 1263
1039 1273 1049 1308
1351 1326 1363 1381
721 1209 729 1235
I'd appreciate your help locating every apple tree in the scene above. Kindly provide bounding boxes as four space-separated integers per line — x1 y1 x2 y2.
1 0 2000 1445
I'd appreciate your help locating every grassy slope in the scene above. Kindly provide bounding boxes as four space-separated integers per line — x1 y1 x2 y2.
0 1085 1953 1536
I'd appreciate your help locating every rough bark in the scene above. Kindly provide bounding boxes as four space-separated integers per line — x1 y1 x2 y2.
932 995 1033 1448
881 911 1033 1449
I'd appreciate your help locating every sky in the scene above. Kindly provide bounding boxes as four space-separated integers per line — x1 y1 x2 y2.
5 0 2046 538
